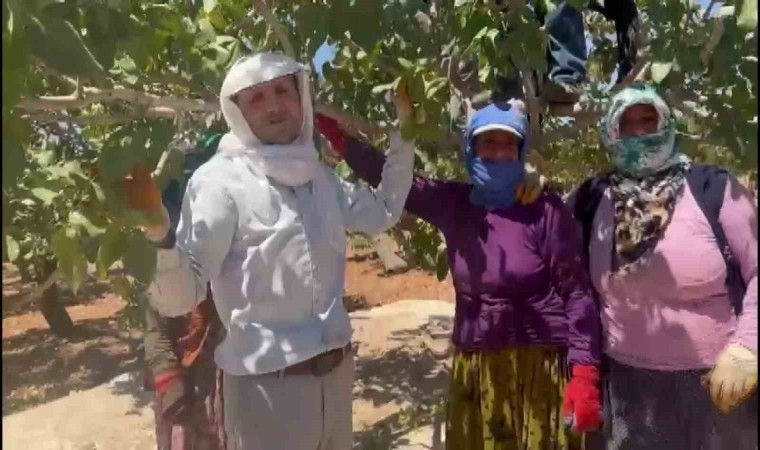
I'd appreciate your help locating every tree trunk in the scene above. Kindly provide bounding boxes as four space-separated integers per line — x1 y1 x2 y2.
39 280 75 338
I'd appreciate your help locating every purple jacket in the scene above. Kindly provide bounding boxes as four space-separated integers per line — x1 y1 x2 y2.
344 137 601 365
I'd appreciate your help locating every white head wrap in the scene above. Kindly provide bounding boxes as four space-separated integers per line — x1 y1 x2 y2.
217 53 345 251
218 52 319 187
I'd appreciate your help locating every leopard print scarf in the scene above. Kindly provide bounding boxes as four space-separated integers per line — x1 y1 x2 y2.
609 162 690 277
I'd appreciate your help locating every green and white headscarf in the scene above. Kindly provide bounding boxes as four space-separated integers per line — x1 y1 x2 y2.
600 84 689 176
600 85 691 277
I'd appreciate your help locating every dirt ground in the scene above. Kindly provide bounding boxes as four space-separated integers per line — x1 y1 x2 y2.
4 299 455 449
2 247 455 417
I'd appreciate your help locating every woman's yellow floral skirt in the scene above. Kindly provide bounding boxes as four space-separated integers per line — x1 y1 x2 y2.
446 346 589 450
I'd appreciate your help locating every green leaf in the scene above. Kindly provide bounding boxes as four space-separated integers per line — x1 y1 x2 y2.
435 248 449 282
485 28 499 48
33 0 67 14
26 14 107 81
346 2 383 51
203 0 218 13
208 8 226 29
96 226 126 279
465 26 490 54
82 236 99 264
30 187 59 205
424 77 448 98
6 235 20 262
371 78 400 94
34 149 55 167
105 0 130 12
2 135 27 189
397 57 415 71
738 0 757 32
3 0 30 109
90 179 107 203
110 274 133 299
98 133 143 182
650 61 673 83
117 55 137 73
153 148 186 191
197 18 216 46
46 162 75 179
82 7 118 70
2 111 30 184
51 227 88 293
122 232 157 284
565 0 587 10
145 120 178 164
69 210 106 237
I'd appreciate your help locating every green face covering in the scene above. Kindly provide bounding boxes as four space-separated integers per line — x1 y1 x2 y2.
600 85 688 177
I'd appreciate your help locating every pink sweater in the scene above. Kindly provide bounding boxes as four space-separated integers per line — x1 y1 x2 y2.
577 176 757 371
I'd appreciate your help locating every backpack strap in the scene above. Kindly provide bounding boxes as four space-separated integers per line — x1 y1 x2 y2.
574 175 611 267
686 164 747 316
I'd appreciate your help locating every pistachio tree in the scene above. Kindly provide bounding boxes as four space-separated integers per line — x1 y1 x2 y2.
3 0 756 332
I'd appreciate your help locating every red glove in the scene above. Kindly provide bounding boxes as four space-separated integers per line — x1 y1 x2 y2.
562 365 602 433
314 113 348 156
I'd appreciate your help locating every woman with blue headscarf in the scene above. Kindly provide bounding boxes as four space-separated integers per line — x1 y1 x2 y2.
569 84 757 449
316 101 603 449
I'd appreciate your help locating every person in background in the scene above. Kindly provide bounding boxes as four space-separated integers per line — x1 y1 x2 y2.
143 134 226 450
126 52 415 449
316 99 603 450
491 0 639 105
569 84 757 449
145 295 225 450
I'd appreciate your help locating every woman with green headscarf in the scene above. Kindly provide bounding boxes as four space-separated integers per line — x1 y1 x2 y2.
569 84 758 448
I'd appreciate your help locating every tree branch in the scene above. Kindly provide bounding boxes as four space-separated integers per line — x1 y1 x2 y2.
252 0 296 58
542 112 600 144
314 102 389 138
701 15 725 68
521 69 544 149
610 56 650 93
19 78 393 138
25 107 178 125
18 87 216 113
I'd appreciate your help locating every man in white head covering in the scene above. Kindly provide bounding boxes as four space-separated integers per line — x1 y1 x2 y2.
130 52 415 449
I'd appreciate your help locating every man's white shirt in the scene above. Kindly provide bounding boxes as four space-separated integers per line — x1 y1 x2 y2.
148 132 414 375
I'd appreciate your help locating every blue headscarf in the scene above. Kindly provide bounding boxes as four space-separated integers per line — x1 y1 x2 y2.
465 102 530 210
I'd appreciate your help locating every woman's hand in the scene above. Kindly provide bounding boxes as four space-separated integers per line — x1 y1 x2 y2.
703 343 757 414
393 79 418 125
124 164 170 242
516 164 547 205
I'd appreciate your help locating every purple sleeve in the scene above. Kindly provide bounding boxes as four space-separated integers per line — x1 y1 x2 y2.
344 136 457 230
540 194 602 366
720 176 758 352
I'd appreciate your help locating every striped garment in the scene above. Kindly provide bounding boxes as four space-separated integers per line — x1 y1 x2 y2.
145 297 227 450
446 346 590 450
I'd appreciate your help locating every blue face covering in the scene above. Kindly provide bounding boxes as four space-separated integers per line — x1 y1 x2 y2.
468 157 526 210
465 102 530 211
